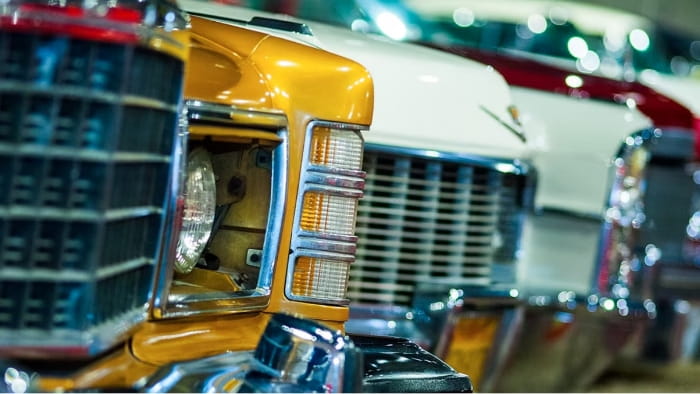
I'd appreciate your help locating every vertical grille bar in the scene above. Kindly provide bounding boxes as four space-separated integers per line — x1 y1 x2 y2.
414 161 442 282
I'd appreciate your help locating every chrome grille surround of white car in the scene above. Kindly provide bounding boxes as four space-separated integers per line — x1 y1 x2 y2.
350 144 532 306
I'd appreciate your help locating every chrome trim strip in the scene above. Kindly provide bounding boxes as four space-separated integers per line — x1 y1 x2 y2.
294 249 356 263
365 143 531 175
296 230 358 243
0 257 151 281
185 99 286 129
0 81 178 111
0 206 162 221
290 294 351 306
150 105 189 318
296 237 357 255
304 172 366 190
302 183 364 199
307 164 367 178
479 105 527 143
258 130 288 291
163 294 272 318
286 120 367 305
0 144 171 163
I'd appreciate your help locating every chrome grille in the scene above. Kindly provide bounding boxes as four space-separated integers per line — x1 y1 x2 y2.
0 30 182 354
350 147 528 306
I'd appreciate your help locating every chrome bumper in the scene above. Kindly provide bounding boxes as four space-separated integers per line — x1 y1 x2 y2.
143 313 473 393
347 285 521 391
491 292 653 392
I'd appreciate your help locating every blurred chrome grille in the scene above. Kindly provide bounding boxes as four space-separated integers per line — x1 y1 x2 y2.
351 147 528 306
0 30 182 355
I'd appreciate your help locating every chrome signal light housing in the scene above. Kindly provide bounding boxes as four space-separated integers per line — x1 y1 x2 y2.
287 121 367 305
595 129 656 300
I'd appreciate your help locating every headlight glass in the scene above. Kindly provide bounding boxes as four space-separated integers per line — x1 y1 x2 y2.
175 148 216 274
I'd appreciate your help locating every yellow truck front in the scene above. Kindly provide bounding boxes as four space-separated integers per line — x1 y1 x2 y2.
0 2 472 392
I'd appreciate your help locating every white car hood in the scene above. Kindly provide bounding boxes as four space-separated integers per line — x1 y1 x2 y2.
180 0 530 160
514 87 653 216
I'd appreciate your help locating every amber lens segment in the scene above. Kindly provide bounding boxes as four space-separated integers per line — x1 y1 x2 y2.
300 192 358 236
310 127 363 170
291 257 350 301
444 315 501 389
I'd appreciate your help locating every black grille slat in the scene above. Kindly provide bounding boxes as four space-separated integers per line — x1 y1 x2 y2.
0 28 183 352
351 150 528 306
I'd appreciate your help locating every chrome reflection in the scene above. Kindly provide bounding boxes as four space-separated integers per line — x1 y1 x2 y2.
242 314 360 393
594 129 656 300
3 368 33 394
144 313 360 393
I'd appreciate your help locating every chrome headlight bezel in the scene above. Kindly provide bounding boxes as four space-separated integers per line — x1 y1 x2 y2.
149 100 289 319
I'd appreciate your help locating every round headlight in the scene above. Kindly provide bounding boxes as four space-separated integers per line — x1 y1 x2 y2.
175 148 216 274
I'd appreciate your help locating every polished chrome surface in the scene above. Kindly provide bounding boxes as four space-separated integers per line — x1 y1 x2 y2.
294 238 357 256
143 350 254 392
0 30 183 356
350 144 531 306
149 105 188 319
346 304 432 347
143 314 360 392
184 99 286 129
303 184 364 199
303 172 366 191
479 105 527 143
286 120 368 306
151 99 289 318
242 313 360 393
491 292 654 392
593 128 656 301
412 284 522 391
